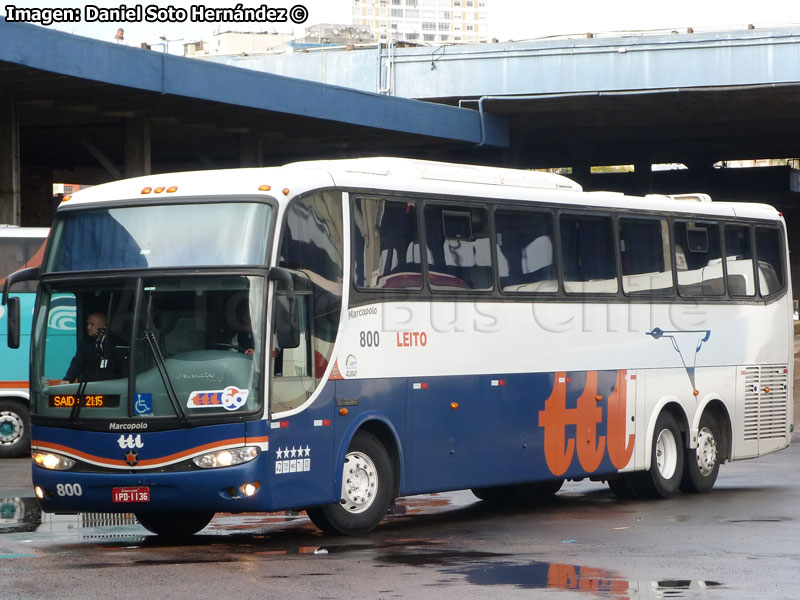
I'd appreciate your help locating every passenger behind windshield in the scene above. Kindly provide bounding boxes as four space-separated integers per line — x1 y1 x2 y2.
60 312 124 383
215 299 255 355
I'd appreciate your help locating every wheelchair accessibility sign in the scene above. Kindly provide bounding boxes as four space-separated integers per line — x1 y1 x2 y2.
134 393 153 416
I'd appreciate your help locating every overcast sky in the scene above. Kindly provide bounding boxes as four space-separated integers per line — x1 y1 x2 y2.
4 0 800 48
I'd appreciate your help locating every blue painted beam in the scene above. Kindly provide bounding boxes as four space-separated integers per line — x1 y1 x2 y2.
0 18 508 147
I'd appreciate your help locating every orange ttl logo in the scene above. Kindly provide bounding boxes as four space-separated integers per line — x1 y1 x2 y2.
538 370 635 476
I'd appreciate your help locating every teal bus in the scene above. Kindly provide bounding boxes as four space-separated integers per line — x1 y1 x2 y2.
0 226 64 457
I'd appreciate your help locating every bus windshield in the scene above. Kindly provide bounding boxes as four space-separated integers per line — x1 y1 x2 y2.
31 275 264 422
43 201 272 272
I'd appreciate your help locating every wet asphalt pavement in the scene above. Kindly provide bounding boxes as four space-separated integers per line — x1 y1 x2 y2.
2 434 800 600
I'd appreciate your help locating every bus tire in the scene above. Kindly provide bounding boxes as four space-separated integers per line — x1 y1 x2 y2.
306 431 394 535
680 412 721 493
0 399 30 459
135 512 214 537
634 411 684 498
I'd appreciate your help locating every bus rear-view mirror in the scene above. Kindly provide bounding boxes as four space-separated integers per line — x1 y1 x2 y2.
275 294 300 349
6 296 20 349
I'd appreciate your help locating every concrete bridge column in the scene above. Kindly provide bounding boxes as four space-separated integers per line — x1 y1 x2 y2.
633 161 653 195
571 163 591 189
0 94 21 225
123 115 151 179
238 134 264 168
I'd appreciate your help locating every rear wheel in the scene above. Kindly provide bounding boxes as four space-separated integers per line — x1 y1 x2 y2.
0 399 30 459
135 512 214 537
680 412 722 493
306 431 394 535
632 411 684 498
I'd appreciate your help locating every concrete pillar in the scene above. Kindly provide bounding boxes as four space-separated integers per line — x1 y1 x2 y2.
238 134 264 168
571 163 591 189
21 167 54 227
123 115 151 179
0 95 21 225
634 161 653 195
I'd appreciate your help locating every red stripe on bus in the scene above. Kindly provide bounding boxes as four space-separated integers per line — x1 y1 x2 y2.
0 381 29 389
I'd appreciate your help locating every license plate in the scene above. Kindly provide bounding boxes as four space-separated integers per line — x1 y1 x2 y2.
112 486 150 503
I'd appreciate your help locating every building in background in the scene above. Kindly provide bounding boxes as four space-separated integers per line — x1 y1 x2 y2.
352 0 488 44
184 31 295 57
299 24 375 47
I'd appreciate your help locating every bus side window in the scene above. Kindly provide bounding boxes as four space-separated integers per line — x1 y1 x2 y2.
271 292 313 414
755 227 785 297
724 224 756 297
674 221 724 297
560 213 618 294
618 217 673 296
425 204 493 292
352 198 422 290
274 191 343 414
0 237 45 293
494 209 556 293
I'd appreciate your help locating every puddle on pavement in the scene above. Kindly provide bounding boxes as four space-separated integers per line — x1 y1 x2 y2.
0 491 465 541
0 495 726 597
380 553 723 598
0 496 43 534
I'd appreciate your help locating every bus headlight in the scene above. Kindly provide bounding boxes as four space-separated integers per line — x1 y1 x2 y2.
192 447 259 469
32 451 75 471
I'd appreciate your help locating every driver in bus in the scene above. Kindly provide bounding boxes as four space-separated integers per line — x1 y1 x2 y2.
60 312 122 383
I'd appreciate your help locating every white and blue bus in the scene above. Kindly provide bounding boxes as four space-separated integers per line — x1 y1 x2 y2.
3 158 793 536
0 226 52 458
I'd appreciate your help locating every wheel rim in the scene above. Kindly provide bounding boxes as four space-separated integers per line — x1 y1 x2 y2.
0 411 24 446
695 426 718 477
655 428 678 480
340 450 378 514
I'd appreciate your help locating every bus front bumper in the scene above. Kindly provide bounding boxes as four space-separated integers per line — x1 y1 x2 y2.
32 453 273 514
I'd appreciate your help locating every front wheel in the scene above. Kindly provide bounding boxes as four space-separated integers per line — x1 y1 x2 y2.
135 512 215 537
680 412 722 493
632 411 684 498
0 399 30 459
306 431 394 535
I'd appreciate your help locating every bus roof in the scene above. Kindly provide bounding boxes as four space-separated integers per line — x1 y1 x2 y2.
58 158 781 222
0 225 49 238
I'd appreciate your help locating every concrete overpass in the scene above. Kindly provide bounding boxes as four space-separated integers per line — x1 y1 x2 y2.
0 18 507 226
216 25 800 171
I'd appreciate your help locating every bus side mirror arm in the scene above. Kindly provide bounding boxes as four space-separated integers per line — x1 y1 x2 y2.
269 267 301 349
2 267 38 350
2 266 39 305
268 267 295 300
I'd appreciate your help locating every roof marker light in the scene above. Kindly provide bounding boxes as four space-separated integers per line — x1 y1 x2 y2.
154 187 165 194
258 185 271 192
141 187 152 195
167 186 178 193
282 188 290 196
61 195 72 203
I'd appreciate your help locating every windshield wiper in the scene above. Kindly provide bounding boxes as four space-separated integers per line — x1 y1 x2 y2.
143 329 188 424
